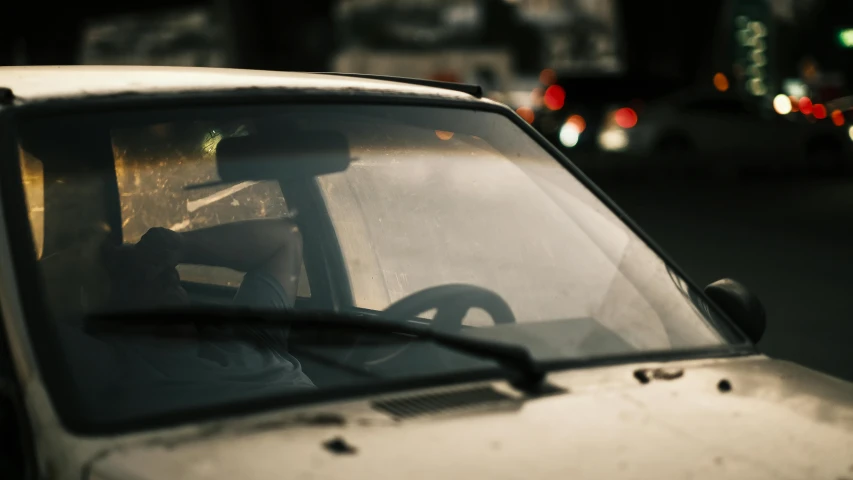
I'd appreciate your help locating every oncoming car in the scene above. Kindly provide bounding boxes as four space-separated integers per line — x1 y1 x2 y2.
597 90 852 174
0 66 851 480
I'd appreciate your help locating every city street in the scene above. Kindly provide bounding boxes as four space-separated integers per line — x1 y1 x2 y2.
594 172 853 381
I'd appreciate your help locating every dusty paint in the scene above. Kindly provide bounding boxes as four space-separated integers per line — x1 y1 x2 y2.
75 356 853 480
122 412 351 452
78 411 363 479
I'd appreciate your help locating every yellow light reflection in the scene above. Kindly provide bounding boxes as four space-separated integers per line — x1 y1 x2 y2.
19 148 44 259
713 73 729 92
435 130 454 141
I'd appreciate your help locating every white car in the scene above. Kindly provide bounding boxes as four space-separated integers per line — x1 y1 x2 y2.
598 90 850 173
0 66 851 480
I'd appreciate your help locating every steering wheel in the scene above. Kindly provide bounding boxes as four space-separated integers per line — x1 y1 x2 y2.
348 284 516 367
381 284 516 330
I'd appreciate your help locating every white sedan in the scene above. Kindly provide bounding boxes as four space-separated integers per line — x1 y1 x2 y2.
0 66 850 480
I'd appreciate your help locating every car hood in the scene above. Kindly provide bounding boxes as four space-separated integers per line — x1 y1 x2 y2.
88 355 853 480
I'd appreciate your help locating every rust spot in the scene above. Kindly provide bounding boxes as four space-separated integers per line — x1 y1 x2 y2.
717 379 732 392
714 456 724 466
652 367 684 380
633 369 651 384
323 436 358 455
634 367 684 384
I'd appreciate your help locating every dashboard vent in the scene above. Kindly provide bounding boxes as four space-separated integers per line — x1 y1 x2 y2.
372 385 517 419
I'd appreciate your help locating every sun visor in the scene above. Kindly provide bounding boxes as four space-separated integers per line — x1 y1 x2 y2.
215 130 352 183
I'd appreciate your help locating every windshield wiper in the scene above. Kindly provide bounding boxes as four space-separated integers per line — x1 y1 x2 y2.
85 308 547 391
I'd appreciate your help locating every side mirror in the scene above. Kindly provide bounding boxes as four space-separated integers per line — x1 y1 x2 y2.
704 278 766 343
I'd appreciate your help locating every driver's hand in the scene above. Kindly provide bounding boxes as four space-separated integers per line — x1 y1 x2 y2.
135 227 185 277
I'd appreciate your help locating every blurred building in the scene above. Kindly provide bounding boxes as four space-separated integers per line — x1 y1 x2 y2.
797 0 853 94
0 0 336 71
517 0 620 73
2 0 850 108
78 7 229 67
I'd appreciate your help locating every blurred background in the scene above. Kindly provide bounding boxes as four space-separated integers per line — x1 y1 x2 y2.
4 0 853 381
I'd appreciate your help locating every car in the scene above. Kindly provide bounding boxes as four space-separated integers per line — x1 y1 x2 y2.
596 89 852 174
523 75 691 175
0 66 851 480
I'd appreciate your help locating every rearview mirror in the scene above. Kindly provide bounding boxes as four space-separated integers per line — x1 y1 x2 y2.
704 278 766 343
215 130 351 182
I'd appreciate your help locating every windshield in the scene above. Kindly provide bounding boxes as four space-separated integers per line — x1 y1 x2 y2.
13 103 729 429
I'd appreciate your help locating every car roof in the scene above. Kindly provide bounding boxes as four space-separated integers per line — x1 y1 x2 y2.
0 66 479 103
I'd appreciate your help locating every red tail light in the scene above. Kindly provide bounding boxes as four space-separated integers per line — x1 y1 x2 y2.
544 85 566 111
614 107 638 129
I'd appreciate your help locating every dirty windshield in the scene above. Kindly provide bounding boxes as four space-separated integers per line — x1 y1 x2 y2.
15 104 726 426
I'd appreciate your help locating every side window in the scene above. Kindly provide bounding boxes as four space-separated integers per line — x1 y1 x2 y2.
111 123 310 297
19 148 44 259
20 145 114 317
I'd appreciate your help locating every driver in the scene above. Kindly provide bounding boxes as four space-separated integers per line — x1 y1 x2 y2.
97 217 315 392
106 218 303 311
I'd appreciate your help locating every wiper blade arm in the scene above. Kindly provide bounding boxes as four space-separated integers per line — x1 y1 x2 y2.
86 308 546 391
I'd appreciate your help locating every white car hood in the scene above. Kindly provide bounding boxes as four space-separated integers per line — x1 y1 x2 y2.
88 356 853 480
